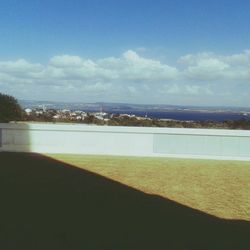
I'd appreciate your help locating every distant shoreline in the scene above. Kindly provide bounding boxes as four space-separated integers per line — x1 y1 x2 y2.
19 100 250 122
110 110 250 122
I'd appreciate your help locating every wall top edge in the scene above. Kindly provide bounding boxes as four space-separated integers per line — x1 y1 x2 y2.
1 122 250 136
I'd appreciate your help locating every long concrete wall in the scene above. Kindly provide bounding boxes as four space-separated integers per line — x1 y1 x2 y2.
1 122 250 161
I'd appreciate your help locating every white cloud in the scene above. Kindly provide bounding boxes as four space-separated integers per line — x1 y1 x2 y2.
0 59 42 73
50 55 115 80
50 55 83 67
98 50 178 81
185 85 201 95
223 50 250 65
0 59 44 81
127 86 137 94
165 84 180 94
80 82 112 92
185 58 229 80
179 53 230 81
179 51 250 82
0 49 249 105
121 50 178 81
162 84 213 96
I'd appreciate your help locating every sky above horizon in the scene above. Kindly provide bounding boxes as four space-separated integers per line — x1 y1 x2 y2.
1 0 250 107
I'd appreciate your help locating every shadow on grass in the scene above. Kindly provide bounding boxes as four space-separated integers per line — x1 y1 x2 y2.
0 152 249 250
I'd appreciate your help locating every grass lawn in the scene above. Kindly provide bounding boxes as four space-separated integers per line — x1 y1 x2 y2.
49 154 250 221
1 152 250 249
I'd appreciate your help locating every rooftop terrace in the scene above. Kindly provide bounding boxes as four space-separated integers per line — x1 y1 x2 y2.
0 152 249 250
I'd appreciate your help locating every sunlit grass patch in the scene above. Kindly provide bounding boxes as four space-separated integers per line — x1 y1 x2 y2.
49 154 250 221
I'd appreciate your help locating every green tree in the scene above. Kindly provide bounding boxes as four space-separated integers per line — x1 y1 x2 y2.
0 93 23 122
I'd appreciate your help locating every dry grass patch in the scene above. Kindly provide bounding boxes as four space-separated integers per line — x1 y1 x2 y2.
49 154 250 221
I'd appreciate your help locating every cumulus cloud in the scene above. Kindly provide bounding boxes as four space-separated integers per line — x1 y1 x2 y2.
127 86 137 94
0 50 177 102
162 84 213 96
50 55 83 67
0 49 250 105
179 51 250 82
0 59 42 73
164 84 180 94
179 53 229 80
223 50 250 65
185 58 229 81
122 50 178 81
97 50 178 82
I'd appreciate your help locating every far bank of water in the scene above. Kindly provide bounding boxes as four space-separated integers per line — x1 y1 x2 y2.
112 110 250 121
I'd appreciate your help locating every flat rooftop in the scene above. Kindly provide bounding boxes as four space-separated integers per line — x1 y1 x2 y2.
0 152 249 250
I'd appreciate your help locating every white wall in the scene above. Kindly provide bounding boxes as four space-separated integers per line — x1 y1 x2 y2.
1 122 250 161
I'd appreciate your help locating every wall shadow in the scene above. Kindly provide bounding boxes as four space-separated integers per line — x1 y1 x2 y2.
0 152 249 250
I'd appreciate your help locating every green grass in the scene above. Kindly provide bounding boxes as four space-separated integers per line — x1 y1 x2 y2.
49 154 250 221
1 152 250 249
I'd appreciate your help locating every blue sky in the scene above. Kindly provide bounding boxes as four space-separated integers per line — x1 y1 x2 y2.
1 0 250 106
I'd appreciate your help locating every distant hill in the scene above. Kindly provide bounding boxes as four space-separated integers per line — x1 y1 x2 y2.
19 99 250 113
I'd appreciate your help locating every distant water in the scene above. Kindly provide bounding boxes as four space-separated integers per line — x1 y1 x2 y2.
113 110 250 121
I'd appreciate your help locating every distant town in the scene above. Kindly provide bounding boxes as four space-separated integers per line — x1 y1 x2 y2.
20 100 250 130
23 105 152 124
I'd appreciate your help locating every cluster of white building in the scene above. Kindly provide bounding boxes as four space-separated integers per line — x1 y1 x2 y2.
24 107 110 121
24 105 153 123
